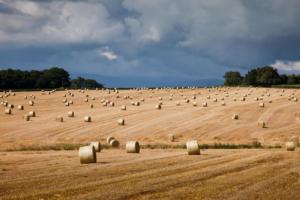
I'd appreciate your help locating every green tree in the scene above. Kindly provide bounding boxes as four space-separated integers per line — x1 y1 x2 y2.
243 69 258 86
287 74 299 84
71 76 103 89
256 66 281 86
224 71 243 86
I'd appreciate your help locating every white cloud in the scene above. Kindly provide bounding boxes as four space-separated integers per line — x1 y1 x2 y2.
271 60 300 71
98 47 118 61
0 0 124 45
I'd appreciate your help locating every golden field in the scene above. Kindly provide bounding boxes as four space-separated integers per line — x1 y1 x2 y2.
1 87 300 199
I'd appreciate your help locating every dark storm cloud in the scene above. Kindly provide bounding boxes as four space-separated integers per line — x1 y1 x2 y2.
0 0 300 86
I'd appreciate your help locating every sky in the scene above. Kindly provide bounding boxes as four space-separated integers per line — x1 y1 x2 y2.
0 0 300 87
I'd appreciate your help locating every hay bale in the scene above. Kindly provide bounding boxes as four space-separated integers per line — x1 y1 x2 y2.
232 114 239 120
286 142 296 151
257 121 266 128
4 108 11 115
221 101 226 106
23 114 30 121
186 140 200 155
78 146 97 164
168 134 175 142
90 104 94 108
110 139 119 148
193 102 197 107
121 105 126 110
118 118 125 125
202 102 207 107
68 111 74 117
155 104 161 110
259 102 264 107
28 111 36 117
126 141 140 153
90 141 101 152
176 101 181 106
294 98 298 102
107 136 115 144
55 116 63 122
18 105 24 110
28 101 34 106
84 116 91 122
65 102 69 106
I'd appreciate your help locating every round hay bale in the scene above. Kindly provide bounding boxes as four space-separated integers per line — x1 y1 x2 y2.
118 118 125 125
126 141 140 153
68 111 74 117
55 116 63 122
90 141 101 152
78 146 97 164
202 102 207 107
90 104 94 108
18 105 24 110
193 102 197 107
65 102 69 107
28 101 34 106
257 121 266 128
84 116 91 122
28 111 36 117
23 114 30 121
221 101 226 106
168 134 175 142
155 104 161 110
110 139 119 148
186 140 200 155
4 108 11 115
176 102 181 106
294 98 298 102
232 114 239 120
121 105 126 110
259 102 264 107
286 142 296 151
107 136 115 144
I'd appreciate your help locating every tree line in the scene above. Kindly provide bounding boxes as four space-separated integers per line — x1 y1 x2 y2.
224 66 300 87
0 67 104 89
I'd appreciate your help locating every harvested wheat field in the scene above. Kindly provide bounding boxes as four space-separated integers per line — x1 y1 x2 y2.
1 87 300 148
1 149 300 200
1 87 300 199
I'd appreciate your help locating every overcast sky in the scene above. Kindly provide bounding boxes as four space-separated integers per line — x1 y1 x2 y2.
0 0 300 87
